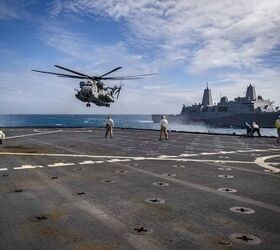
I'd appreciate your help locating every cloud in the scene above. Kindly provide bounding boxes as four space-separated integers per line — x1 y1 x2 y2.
1 1 280 114
0 0 32 21
51 0 280 73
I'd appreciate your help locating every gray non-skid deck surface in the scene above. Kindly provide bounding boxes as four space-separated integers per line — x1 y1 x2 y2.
0 128 279 250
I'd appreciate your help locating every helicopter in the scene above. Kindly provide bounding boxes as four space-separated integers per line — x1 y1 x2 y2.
32 65 156 107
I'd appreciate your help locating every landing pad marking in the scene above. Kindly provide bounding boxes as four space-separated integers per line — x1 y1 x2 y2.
1 148 279 172
254 155 280 173
48 162 75 167
13 165 43 170
5 130 62 140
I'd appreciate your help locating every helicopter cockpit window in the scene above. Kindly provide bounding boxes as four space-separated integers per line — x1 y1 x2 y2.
80 81 85 87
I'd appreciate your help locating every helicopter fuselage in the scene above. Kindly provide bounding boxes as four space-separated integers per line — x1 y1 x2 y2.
75 81 115 107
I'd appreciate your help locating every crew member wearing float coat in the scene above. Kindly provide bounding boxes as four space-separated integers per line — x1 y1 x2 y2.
159 116 168 140
275 115 280 143
105 116 114 138
0 129 5 144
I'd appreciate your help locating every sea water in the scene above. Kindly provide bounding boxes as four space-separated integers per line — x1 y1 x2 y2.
0 114 277 136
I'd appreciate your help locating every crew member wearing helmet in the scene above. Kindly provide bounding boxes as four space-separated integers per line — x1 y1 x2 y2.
159 116 168 140
275 115 280 143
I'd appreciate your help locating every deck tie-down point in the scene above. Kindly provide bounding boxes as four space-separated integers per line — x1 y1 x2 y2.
36 215 47 221
230 207 255 214
134 227 148 233
145 198 165 204
77 192 86 195
218 240 232 246
229 233 261 245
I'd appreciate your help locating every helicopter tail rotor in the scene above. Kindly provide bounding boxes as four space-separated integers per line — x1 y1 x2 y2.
115 83 124 99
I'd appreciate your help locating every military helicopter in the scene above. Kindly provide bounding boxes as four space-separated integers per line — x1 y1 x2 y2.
32 65 155 107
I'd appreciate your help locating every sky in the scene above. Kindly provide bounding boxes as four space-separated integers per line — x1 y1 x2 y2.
0 0 280 114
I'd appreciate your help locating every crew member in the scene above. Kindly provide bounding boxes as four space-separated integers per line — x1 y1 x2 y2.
251 121 261 137
245 122 252 137
159 116 168 140
105 116 114 138
275 115 280 143
0 129 5 144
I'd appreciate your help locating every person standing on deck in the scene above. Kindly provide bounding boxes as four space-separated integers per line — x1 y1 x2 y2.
159 116 168 140
0 129 5 144
105 116 114 138
275 115 280 143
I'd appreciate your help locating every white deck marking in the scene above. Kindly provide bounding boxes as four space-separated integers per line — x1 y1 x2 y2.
0 151 255 164
14 165 43 170
0 168 8 171
1 147 279 172
79 160 104 165
48 162 75 167
63 130 93 133
106 159 132 162
179 154 198 157
5 130 62 140
255 155 280 173
200 152 218 155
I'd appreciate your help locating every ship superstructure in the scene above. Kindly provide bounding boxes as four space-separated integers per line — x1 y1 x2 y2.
152 84 280 127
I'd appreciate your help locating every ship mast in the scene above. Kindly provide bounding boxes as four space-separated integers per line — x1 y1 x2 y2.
202 82 213 106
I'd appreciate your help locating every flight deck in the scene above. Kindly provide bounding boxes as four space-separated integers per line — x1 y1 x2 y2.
0 128 279 249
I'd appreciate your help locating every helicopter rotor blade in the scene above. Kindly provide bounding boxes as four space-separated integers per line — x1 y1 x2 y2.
54 65 89 77
31 69 86 79
98 66 122 78
99 76 143 80
99 72 157 80
114 72 158 78
31 70 88 79
56 75 89 79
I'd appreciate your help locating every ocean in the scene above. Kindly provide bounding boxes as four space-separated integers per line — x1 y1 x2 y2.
0 114 277 136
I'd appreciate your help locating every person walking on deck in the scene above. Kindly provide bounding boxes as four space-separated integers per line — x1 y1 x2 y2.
105 116 114 138
159 116 168 140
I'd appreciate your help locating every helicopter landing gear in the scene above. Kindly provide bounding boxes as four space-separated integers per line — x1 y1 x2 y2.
105 104 110 107
86 103 90 107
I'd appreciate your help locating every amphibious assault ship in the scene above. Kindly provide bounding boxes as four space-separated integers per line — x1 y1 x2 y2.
152 84 280 128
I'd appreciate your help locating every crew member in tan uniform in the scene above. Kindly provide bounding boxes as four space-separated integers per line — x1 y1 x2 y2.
159 116 168 140
0 129 5 145
105 116 114 138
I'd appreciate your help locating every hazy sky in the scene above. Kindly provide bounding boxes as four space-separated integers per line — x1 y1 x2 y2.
0 0 280 114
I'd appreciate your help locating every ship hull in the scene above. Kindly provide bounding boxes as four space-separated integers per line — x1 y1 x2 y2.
152 112 280 128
